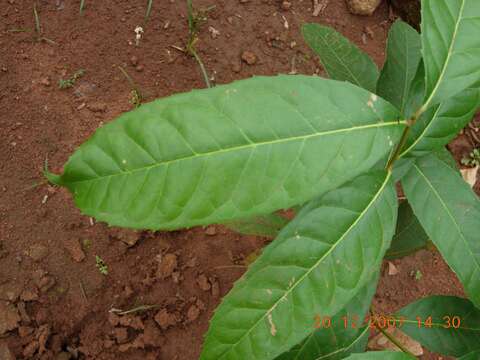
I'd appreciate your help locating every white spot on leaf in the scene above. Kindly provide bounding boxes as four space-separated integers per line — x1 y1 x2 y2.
267 313 277 336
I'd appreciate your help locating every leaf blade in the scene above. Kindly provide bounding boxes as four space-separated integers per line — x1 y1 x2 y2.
200 171 398 360
385 201 428 260
302 24 379 92
377 20 422 114
276 272 379 360
396 296 480 357
52 75 403 230
402 153 480 306
421 0 480 109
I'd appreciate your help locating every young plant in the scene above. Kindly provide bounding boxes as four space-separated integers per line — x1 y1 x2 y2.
462 148 480 167
79 0 86 16
95 255 108 275
185 0 214 88
46 0 480 359
58 69 85 89
118 66 143 108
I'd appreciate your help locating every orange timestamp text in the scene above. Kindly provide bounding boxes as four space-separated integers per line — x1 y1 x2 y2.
310 313 462 330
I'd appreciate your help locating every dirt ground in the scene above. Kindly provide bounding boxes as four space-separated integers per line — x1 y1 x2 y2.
0 1 478 359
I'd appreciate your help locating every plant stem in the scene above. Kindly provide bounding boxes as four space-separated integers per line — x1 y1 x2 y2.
33 3 41 36
386 107 423 170
80 0 85 16
145 0 153 23
190 47 211 88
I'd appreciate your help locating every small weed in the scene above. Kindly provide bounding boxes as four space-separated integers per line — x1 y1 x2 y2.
58 69 85 89
185 0 215 88
461 148 480 167
119 66 143 108
95 255 108 275
33 3 41 37
411 269 423 281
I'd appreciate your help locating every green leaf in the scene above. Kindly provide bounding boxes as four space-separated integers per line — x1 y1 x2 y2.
50 75 403 230
385 201 428 259
421 0 480 109
377 20 422 114
276 272 379 360
344 352 415 360
403 60 425 119
402 153 480 306
396 296 480 357
460 350 480 360
302 24 379 92
200 171 398 360
402 88 480 157
224 214 290 237
433 147 459 171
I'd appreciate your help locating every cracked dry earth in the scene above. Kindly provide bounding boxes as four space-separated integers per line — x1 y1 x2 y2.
0 0 478 359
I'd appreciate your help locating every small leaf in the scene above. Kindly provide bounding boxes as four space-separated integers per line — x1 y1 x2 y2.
200 171 398 360
344 351 416 359
421 0 480 109
276 272 379 360
385 201 428 260
224 213 290 237
50 75 403 231
396 296 480 357
302 24 379 92
403 61 425 119
377 20 422 115
402 153 480 306
402 88 480 157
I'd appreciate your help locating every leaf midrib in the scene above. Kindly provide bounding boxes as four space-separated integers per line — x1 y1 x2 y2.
66 121 403 185
422 0 465 111
217 173 392 359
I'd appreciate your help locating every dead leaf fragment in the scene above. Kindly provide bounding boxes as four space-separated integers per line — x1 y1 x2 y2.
368 328 423 356
388 261 399 276
461 166 478 188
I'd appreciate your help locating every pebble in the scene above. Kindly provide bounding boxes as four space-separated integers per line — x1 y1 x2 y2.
64 239 85 262
27 244 49 262
241 51 257 65
346 0 382 15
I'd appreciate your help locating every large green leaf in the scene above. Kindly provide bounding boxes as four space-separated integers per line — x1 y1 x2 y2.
402 88 480 157
396 296 480 357
302 24 379 92
421 0 480 109
275 272 379 360
385 201 428 259
377 21 422 115
224 214 290 237
48 75 403 230
402 153 480 306
344 352 415 360
200 171 398 360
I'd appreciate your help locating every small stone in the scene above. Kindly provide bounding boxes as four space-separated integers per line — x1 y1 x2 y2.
40 77 51 87
114 327 129 344
130 56 139 66
64 239 85 262
186 305 200 322
388 261 399 276
157 253 178 279
211 279 220 298
231 62 241 73
281 1 291 10
196 274 211 291
346 0 382 15
154 309 178 330
241 51 257 65
87 102 107 113
0 341 14 360
110 228 140 247
205 226 217 236
0 301 21 336
135 64 144 72
27 244 49 262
